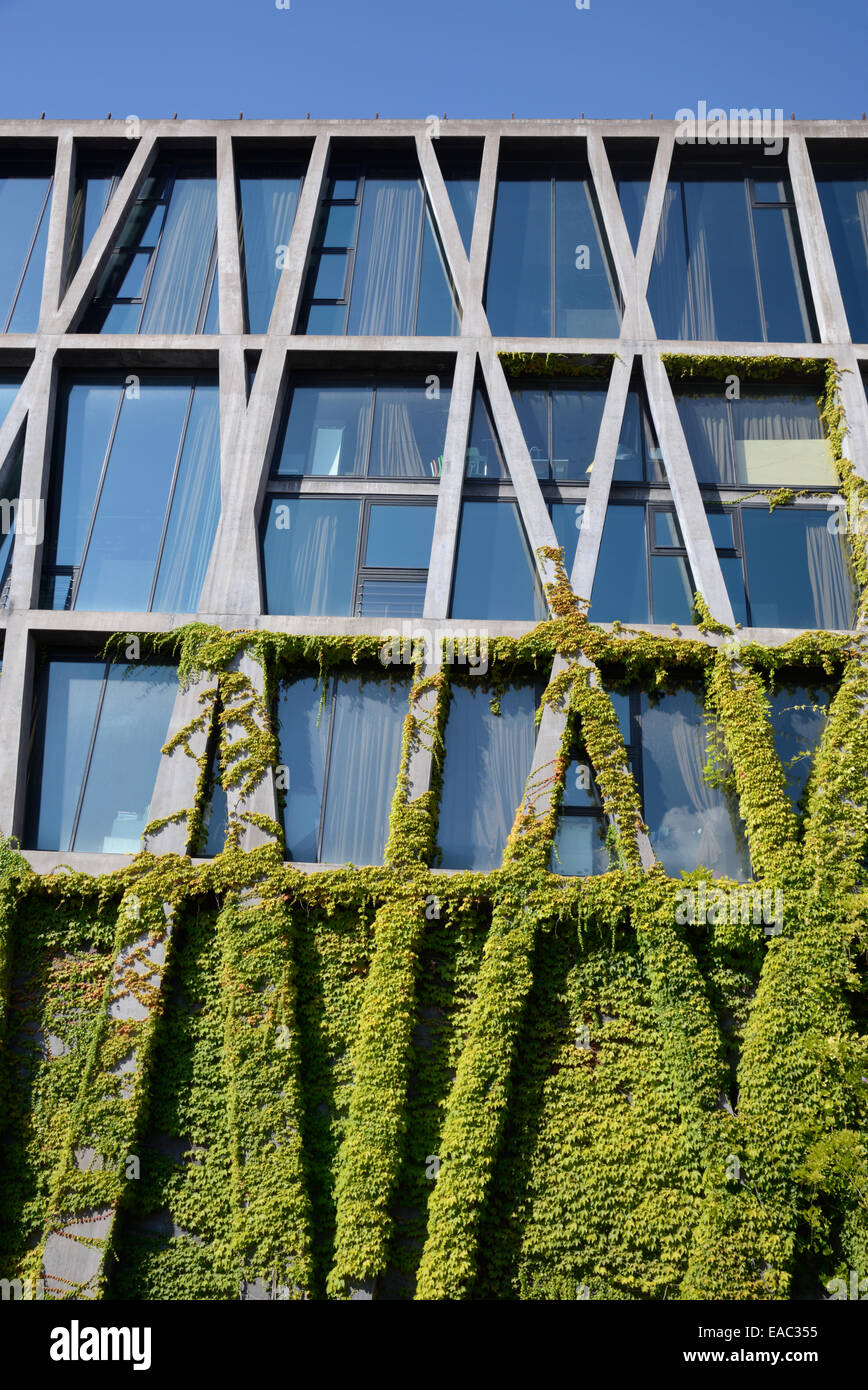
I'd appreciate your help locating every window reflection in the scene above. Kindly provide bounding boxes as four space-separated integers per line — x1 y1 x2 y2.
648 167 815 342
486 158 621 337
277 672 409 864
44 375 221 613
814 163 868 342
439 682 538 870
639 688 751 879
25 658 177 853
79 158 217 334
450 501 547 621
300 162 458 335
237 157 303 332
766 684 829 813
0 167 53 332
677 390 836 487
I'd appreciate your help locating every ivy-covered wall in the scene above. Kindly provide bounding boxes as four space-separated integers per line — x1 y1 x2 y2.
0 364 866 1302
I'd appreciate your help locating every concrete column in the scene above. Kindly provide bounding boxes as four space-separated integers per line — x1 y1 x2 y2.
216 132 245 335
586 133 653 341
464 134 499 336
424 347 476 619
39 131 74 323
570 352 633 602
787 134 851 345
0 615 34 840
642 348 737 627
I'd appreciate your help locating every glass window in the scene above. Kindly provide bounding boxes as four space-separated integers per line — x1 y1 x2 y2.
767 684 830 813
0 373 23 431
590 505 648 622
639 687 751 879
43 376 221 613
237 158 303 332
511 382 606 481
277 672 409 864
451 501 546 621
591 504 695 625
300 163 458 335
275 377 450 479
677 390 836 486
465 386 507 479
612 389 665 482
486 163 621 337
647 170 815 342
607 143 657 252
262 496 435 618
741 507 856 629
64 152 127 288
25 658 177 853
435 142 482 255
0 168 53 332
814 167 868 343
438 682 538 870
79 159 217 334
551 734 612 877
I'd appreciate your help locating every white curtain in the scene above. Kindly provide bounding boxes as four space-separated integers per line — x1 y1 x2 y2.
152 387 221 612
320 679 408 864
805 524 854 630
142 178 217 333
351 180 423 335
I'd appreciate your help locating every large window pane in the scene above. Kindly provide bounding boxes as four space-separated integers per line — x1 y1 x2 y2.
0 172 52 332
590 505 649 622
551 815 610 876
74 666 177 852
648 174 814 342
275 384 372 476
551 387 606 479
343 175 457 335
486 170 620 337
0 374 23 431
25 660 176 853
46 377 221 613
439 683 537 870
320 677 408 864
815 172 868 343
677 391 835 486
369 383 451 477
640 688 750 879
486 178 551 337
742 508 856 629
262 497 360 615
554 178 620 337
81 163 217 334
238 164 302 332
451 501 546 621
650 554 694 624
278 674 408 864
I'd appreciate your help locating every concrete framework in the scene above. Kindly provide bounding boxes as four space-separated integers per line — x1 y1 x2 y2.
0 117 866 876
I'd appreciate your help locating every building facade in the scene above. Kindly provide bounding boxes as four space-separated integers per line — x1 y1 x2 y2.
0 117 866 1301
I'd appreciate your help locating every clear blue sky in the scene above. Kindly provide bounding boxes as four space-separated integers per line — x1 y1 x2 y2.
0 0 864 121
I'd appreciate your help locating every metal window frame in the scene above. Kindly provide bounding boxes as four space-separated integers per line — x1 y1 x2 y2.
272 369 452 481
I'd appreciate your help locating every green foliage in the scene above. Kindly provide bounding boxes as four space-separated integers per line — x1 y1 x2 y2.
1 361 866 1299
